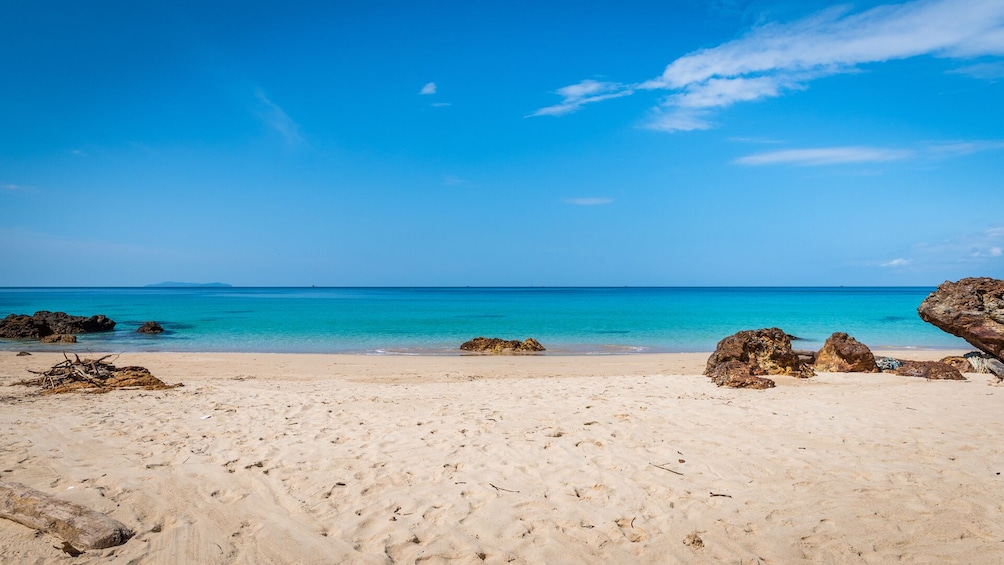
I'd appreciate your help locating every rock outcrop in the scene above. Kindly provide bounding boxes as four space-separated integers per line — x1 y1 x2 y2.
137 321 164 334
814 332 879 373
0 311 115 340
460 337 545 353
705 327 814 388
893 360 966 380
918 277 1004 360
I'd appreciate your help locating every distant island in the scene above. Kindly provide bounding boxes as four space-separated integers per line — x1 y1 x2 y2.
144 282 233 288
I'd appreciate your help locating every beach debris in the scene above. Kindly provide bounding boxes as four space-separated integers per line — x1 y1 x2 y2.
876 356 902 371
460 337 545 353
650 462 684 475
962 352 1004 381
709 492 733 498
137 321 164 334
705 327 812 388
0 481 134 550
15 353 179 394
40 334 77 344
0 311 115 341
814 332 879 373
893 360 966 380
683 533 704 548
489 483 519 493
918 277 1004 360
16 351 31 356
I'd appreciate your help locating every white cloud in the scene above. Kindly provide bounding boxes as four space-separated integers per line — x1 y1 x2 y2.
735 146 913 166
1 182 32 192
532 0 1004 131
564 197 613 206
881 258 912 267
914 226 1004 264
430 102 452 107
254 89 303 144
420 82 437 95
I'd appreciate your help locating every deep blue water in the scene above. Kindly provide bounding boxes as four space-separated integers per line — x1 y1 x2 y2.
0 287 966 354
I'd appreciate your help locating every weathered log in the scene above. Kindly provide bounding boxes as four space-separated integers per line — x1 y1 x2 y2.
0 481 133 549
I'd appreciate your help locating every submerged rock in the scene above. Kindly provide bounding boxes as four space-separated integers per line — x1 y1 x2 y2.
40 334 77 344
137 321 164 334
918 277 1004 360
814 332 879 373
460 337 545 353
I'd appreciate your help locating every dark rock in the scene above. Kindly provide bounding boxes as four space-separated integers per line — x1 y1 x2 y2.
16 351 31 356
0 311 115 340
32 311 115 334
893 360 966 380
918 277 1004 360
875 357 903 371
814 332 879 373
40 334 77 344
137 321 164 334
0 314 52 339
460 337 545 353
706 360 776 389
705 327 814 380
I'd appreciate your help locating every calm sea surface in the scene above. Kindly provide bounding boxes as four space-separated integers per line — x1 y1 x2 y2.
0 287 966 354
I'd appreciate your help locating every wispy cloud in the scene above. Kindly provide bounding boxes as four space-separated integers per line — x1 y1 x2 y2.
254 89 303 144
530 80 634 117
880 258 912 267
948 60 1004 80
735 146 914 166
914 226 1004 265
1 182 33 192
735 139 1004 166
430 102 452 108
420 82 437 95
532 0 1004 131
564 197 613 206
443 175 470 187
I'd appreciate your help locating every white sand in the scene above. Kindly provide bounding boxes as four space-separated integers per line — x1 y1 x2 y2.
1 350 1002 564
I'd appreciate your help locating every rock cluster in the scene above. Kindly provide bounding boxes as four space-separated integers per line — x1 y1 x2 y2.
0 311 115 340
460 337 545 353
704 327 813 388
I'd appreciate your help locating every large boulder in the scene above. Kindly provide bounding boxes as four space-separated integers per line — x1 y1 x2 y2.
0 311 115 340
918 278 1004 360
814 332 879 373
893 360 966 380
460 337 545 353
705 327 814 383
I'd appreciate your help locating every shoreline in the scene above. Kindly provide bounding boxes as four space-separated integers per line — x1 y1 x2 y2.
2 349 1000 564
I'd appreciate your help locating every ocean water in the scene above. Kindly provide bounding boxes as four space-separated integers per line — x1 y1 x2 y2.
0 287 967 354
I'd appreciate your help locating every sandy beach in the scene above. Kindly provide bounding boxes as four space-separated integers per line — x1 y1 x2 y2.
1 349 1002 564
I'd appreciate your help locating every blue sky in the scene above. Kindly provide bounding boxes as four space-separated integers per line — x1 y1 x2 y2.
1 0 1002 286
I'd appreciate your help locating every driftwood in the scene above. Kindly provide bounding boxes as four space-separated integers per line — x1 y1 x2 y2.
0 481 133 550
15 353 178 394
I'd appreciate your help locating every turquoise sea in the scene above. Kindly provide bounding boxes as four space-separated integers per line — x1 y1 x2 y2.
0 287 966 354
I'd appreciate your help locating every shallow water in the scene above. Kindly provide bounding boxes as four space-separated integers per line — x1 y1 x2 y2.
0 287 966 354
